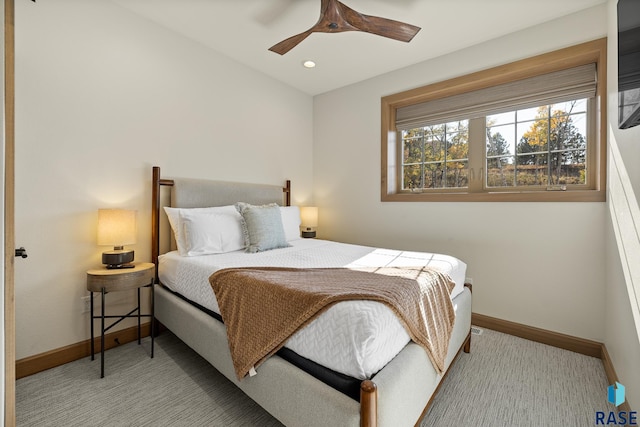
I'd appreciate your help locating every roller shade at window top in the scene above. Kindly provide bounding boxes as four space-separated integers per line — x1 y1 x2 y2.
395 63 597 131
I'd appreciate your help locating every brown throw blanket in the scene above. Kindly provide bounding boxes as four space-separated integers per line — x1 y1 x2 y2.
209 266 456 380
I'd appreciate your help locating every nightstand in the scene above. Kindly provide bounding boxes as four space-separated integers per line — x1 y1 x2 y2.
86 262 155 378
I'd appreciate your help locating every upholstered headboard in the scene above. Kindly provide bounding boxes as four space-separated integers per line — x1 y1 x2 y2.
151 166 291 279
171 178 287 209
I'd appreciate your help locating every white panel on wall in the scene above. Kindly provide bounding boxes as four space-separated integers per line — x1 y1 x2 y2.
604 0 640 410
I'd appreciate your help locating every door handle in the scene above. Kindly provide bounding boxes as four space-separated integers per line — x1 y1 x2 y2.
15 247 28 258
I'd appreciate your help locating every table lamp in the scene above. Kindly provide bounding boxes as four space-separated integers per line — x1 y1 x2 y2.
97 209 137 269
300 206 318 238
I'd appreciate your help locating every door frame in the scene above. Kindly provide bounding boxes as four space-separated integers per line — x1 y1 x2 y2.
4 0 16 424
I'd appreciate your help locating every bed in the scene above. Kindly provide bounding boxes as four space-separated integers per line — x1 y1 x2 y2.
150 166 472 427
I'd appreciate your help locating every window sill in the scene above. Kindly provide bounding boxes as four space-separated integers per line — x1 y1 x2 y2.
382 189 606 202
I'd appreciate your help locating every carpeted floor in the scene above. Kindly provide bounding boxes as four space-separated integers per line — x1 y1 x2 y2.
421 328 609 426
16 327 610 426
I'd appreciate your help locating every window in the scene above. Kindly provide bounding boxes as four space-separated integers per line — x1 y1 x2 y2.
382 39 606 202
402 120 469 190
485 100 588 189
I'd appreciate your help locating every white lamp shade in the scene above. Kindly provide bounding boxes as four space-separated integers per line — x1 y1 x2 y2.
300 207 318 228
97 209 137 247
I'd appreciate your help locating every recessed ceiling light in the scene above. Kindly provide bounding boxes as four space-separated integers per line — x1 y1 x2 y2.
302 60 316 69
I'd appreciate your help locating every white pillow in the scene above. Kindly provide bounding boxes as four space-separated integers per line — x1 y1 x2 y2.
280 206 301 241
163 205 242 256
181 210 245 256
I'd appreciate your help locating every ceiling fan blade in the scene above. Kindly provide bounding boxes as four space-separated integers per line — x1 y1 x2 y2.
341 4 421 42
356 15 421 42
269 30 313 55
268 0 332 55
267 0 421 54
360 15 420 42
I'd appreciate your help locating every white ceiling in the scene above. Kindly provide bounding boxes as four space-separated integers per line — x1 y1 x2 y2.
111 0 607 96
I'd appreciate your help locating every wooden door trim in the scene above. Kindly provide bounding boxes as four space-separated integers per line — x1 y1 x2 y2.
4 0 15 424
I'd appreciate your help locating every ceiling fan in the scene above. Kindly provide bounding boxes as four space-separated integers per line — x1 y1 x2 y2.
268 0 421 55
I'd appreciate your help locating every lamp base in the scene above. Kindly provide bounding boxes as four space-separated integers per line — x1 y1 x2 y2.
301 230 316 238
102 250 135 269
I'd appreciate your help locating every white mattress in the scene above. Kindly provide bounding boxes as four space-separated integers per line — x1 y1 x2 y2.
158 239 467 380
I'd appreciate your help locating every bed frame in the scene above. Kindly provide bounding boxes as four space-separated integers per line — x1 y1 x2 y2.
150 166 472 427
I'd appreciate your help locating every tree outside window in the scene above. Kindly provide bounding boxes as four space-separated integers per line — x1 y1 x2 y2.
486 99 587 188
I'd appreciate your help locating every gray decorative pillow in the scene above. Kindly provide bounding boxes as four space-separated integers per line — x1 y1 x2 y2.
235 202 291 253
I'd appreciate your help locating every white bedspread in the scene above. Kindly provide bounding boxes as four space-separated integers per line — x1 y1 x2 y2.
158 239 466 379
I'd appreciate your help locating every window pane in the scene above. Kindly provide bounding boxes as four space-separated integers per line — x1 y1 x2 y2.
518 118 549 153
485 98 589 189
486 123 515 157
402 121 469 190
548 99 587 154
570 112 587 136
424 163 444 189
446 121 467 133
403 164 422 190
551 99 587 114
487 157 515 187
563 148 586 165
550 150 586 185
447 133 468 161
517 105 545 122
487 111 515 126
446 161 468 188
403 134 423 164
446 121 469 161
425 124 445 142
516 155 548 186
549 112 587 152
424 131 445 162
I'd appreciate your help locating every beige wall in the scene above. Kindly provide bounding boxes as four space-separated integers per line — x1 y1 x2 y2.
13 1 313 359
313 5 608 341
604 0 640 410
